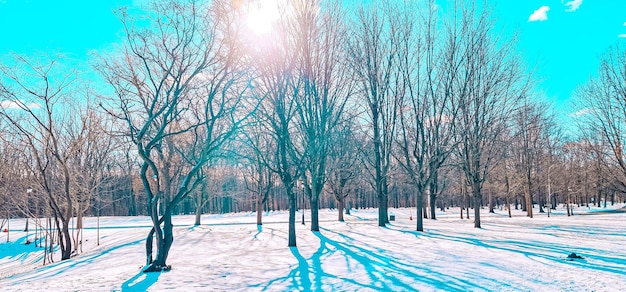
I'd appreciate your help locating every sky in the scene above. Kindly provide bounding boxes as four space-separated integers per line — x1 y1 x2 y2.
494 0 626 124
1 0 625 129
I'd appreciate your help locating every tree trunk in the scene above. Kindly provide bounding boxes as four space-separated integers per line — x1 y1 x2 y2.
488 189 494 213
144 212 173 272
194 205 202 226
129 186 137 216
145 226 155 266
466 191 471 220
378 188 389 227
194 189 203 226
74 211 83 252
506 196 512 218
288 191 296 247
310 196 319 232
611 191 615 205
525 183 533 218
429 192 437 220
566 191 571 216
337 197 344 222
416 191 424 231
473 195 481 228
61 221 72 260
429 173 438 220
256 199 263 225
472 182 481 228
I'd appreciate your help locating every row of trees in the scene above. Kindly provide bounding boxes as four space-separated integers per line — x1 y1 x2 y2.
1 0 625 271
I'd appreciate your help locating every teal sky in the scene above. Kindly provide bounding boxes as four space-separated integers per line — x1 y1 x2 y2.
494 0 626 125
1 0 625 129
0 0 136 58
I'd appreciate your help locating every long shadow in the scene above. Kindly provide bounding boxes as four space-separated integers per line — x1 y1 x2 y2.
319 228 488 291
311 232 396 291
310 232 326 291
120 271 162 291
262 246 313 291
392 226 626 277
288 246 312 291
5 237 146 284
0 234 47 263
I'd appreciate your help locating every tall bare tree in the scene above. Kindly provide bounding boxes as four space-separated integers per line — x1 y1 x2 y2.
243 0 306 246
395 0 459 231
350 0 401 227
98 0 253 271
510 100 553 218
67 109 117 252
326 118 361 221
577 44 626 192
291 0 353 231
449 2 528 228
0 55 89 260
240 122 275 226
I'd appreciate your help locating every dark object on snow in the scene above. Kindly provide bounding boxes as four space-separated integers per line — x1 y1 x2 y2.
567 253 584 260
389 215 395 221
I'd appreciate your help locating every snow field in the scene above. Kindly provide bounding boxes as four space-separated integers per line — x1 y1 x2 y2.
1 204 625 291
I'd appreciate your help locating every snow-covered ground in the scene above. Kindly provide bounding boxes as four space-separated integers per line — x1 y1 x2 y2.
1 203 625 291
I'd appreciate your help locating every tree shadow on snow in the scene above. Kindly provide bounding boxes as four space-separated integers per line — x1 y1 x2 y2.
120 271 161 291
391 226 626 280
254 225 262 239
317 228 488 291
262 229 487 291
289 246 313 291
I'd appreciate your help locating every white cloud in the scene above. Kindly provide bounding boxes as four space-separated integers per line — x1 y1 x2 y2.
0 100 41 110
564 0 583 12
569 108 591 117
529 6 550 22
619 34 626 38
0 100 20 109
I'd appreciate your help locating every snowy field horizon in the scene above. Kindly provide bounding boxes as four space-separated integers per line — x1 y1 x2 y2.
1 204 625 291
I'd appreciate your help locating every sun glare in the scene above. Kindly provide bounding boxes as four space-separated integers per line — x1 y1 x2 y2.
246 0 281 35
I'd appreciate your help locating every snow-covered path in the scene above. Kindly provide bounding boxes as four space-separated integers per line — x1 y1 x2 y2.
1 205 625 291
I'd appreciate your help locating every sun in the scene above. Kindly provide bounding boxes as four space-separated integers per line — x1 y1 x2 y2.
245 0 281 35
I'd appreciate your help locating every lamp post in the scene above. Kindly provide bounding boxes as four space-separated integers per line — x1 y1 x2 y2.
299 180 305 225
25 187 32 233
547 169 551 218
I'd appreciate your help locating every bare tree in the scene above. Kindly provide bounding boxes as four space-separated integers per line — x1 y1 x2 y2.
239 123 275 226
98 0 253 271
326 119 361 221
449 2 528 228
0 55 89 260
576 44 626 192
290 0 353 231
509 100 553 218
68 109 117 252
349 0 401 227
394 0 459 231
242 0 308 246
